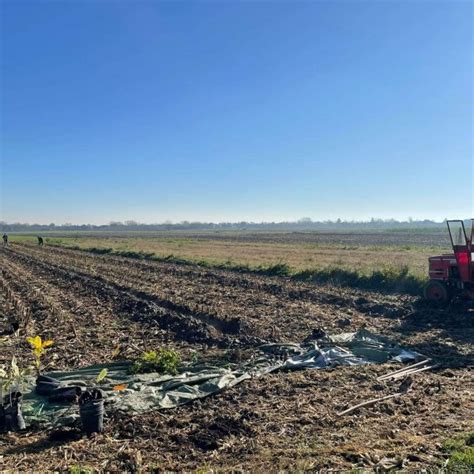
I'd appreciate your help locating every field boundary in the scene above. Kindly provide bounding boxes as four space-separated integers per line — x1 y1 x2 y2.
44 243 427 296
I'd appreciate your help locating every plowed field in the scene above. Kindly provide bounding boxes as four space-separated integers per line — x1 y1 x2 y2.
1 243 472 471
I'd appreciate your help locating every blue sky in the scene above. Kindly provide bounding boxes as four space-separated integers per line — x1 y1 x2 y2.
1 1 472 224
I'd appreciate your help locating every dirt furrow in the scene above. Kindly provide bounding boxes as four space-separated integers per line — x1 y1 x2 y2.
1 255 88 335
19 243 362 308
7 245 473 361
1 251 135 367
4 247 236 348
15 245 245 337
23 243 414 321
12 244 373 342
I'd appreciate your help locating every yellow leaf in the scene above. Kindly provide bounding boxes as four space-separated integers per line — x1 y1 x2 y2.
113 384 127 391
26 336 42 349
42 340 54 348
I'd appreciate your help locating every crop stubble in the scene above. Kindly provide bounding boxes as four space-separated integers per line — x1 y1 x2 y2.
0 243 472 471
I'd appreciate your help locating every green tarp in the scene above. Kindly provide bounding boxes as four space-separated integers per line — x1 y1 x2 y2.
15 330 420 427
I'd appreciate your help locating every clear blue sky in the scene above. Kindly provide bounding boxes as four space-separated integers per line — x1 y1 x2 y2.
1 0 472 224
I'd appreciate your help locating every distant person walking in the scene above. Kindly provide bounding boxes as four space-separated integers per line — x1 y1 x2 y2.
2 233 8 247
37 236 44 246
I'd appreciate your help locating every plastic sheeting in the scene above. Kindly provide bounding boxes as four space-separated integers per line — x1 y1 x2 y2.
18 330 421 427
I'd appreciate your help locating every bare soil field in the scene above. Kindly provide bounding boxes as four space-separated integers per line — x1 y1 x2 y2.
0 243 472 471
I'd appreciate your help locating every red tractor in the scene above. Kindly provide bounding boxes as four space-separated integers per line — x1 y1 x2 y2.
424 219 474 303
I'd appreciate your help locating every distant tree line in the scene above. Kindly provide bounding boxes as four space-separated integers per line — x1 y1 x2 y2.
0 218 449 233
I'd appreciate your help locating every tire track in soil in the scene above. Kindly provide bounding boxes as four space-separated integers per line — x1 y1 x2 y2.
35 244 348 303
1 255 136 352
23 244 290 307
4 247 236 347
0 255 50 366
2 248 228 368
15 246 326 342
0 286 21 367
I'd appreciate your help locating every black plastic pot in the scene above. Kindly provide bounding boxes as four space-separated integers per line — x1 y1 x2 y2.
48 386 82 403
79 389 104 435
36 375 60 396
0 392 26 433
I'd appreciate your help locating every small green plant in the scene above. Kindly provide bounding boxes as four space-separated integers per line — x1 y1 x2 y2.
447 449 474 470
83 368 108 392
129 349 181 375
69 464 94 474
442 432 474 470
95 368 108 384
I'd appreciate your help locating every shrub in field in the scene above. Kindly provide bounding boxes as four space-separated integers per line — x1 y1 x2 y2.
129 349 181 375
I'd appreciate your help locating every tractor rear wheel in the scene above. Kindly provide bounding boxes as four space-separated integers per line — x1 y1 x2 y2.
423 280 450 303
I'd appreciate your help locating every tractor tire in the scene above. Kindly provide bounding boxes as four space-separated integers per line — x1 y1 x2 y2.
423 280 450 304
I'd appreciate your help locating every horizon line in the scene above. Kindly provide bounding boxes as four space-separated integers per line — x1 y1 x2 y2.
2 218 469 227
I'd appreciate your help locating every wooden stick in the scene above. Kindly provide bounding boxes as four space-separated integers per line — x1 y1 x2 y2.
378 364 433 381
387 365 435 380
377 359 430 381
337 392 402 416
378 359 430 379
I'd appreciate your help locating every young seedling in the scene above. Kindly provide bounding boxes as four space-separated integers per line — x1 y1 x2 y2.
0 361 14 405
77 368 109 408
0 357 29 432
26 336 54 375
128 349 181 375
0 357 31 404
95 368 108 385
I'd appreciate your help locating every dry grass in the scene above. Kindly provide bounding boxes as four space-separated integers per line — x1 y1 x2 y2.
26 236 441 278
